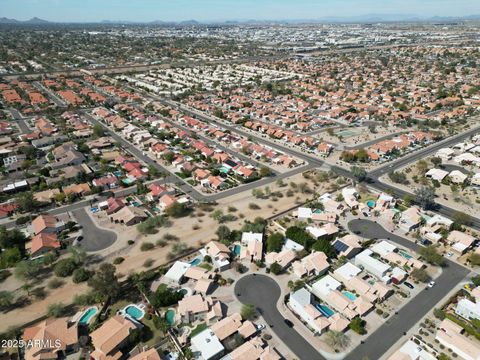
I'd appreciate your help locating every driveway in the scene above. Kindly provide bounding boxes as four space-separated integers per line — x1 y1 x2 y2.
235 274 325 360
345 219 470 360
73 208 117 252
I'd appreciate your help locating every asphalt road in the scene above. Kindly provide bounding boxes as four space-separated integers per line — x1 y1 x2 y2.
73 208 117 252
346 219 470 360
235 274 325 360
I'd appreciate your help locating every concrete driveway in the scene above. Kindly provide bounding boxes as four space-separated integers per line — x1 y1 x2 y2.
235 274 325 360
73 208 117 252
345 219 470 360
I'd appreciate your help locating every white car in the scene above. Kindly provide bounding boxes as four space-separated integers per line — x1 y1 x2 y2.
256 324 266 331
428 281 436 288
447 252 454 257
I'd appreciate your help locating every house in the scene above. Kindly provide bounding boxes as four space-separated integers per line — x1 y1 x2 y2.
159 194 177 211
264 249 296 270
436 319 480 360
50 143 86 170
387 339 436 360
33 189 61 203
332 234 363 258
110 206 147 226
145 183 167 202
177 295 223 324
128 348 161 360
29 233 60 257
239 232 263 262
292 251 329 278
63 183 91 197
31 214 65 235
90 315 136 360
425 168 449 182
190 329 224 360
435 148 455 160
289 288 332 335
92 175 118 190
306 223 339 240
106 197 125 215
399 207 422 233
448 170 468 184
354 249 391 281
210 313 242 341
447 230 476 254
202 241 231 271
23 318 78 360
455 298 480 321
163 261 191 284
342 187 359 209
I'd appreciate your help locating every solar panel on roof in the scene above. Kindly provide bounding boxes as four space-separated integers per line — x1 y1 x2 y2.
333 240 349 253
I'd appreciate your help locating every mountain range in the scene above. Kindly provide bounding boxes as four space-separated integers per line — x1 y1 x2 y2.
1 14 480 25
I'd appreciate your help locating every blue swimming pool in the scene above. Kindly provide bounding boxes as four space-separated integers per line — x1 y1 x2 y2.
190 257 201 266
234 245 241 256
125 305 145 320
79 307 98 325
342 291 357 301
399 250 412 260
367 200 376 208
315 304 335 318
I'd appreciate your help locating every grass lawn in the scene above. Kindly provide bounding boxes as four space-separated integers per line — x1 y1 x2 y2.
199 263 213 271
190 322 208 337
141 316 165 347
359 192 377 203
109 300 130 316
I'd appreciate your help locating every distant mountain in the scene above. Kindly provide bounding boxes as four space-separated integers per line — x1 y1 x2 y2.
0 17 50 24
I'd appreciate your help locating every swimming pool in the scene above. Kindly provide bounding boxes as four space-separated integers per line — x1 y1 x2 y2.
342 291 357 301
234 245 241 256
79 307 98 325
315 304 335 318
335 129 358 138
125 305 145 320
367 200 376 208
399 250 412 260
165 309 176 326
190 257 202 266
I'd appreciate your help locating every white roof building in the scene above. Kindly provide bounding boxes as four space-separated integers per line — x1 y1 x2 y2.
425 168 449 181
311 275 341 298
448 170 468 184
190 329 224 360
354 249 391 281
164 261 191 284
455 298 480 321
387 339 436 360
283 239 305 252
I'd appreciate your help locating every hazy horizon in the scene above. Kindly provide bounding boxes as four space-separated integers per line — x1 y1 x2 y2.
2 0 479 23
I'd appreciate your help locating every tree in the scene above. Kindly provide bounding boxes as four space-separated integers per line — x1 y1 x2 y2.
0 227 27 251
216 225 231 243
72 268 92 283
453 211 472 226
69 246 87 265
312 239 335 258
325 330 350 350
410 268 430 283
165 202 188 218
0 247 22 268
14 260 41 281
468 253 480 266
269 262 282 275
349 317 366 334
149 284 184 308
266 233 284 253
240 304 256 320
0 291 14 310
92 124 105 138
419 246 445 267
431 157 442 167
153 316 169 334
88 263 121 301
351 166 367 182
54 258 77 277
17 192 41 213
47 303 66 318
414 186 436 210
259 166 271 177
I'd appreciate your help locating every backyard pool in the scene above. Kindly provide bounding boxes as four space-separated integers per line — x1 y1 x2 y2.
342 291 357 301
79 306 98 325
399 250 412 260
165 309 176 326
190 257 202 266
366 200 376 208
124 304 145 320
234 245 241 256
315 304 335 318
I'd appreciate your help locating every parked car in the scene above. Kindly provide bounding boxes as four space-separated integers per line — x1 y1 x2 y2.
404 281 414 289
428 281 436 288
446 251 454 257
256 324 266 331
284 319 294 328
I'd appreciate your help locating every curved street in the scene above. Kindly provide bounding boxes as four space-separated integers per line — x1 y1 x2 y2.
345 219 470 360
235 274 325 360
73 208 117 252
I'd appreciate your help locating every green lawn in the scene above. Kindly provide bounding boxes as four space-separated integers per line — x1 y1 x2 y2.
359 192 377 203
199 263 213 271
141 316 165 347
190 322 208 337
109 300 130 316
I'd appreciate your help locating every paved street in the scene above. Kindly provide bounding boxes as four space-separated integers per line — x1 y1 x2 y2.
346 219 470 360
235 274 325 360
73 208 117 252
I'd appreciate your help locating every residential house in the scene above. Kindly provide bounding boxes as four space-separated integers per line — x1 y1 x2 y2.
264 249 296 270
190 329 224 360
177 295 223 324
447 230 476 254
28 233 60 257
292 251 329 278
455 298 480 321
90 315 136 360
332 234 363 258
436 319 480 360
110 206 147 226
31 214 65 235
202 241 231 271
239 232 263 262
399 207 422 233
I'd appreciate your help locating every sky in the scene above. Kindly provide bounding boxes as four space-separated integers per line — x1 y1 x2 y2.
2 0 479 22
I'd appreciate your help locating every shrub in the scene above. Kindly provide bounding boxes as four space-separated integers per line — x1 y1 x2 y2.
47 302 66 318
53 258 77 277
113 257 125 264
47 278 64 289
249 203 260 210
143 258 154 268
127 240 135 245
72 268 92 283
156 240 167 247
140 242 155 251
